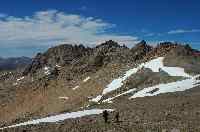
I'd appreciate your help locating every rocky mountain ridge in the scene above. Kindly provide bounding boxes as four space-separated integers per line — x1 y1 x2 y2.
23 40 199 77
1 40 200 132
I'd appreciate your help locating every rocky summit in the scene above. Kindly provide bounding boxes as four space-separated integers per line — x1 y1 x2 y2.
1 40 200 132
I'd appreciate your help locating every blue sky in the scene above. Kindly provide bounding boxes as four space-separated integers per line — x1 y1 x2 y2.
0 0 199 57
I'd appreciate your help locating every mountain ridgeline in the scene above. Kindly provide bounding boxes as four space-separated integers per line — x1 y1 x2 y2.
23 40 199 76
0 57 32 71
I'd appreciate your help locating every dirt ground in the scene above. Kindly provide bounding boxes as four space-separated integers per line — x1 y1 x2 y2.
2 86 200 132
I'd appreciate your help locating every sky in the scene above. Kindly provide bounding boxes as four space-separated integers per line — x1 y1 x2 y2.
0 0 199 57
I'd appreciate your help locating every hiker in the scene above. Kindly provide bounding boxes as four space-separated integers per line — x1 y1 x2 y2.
115 111 120 122
102 110 109 123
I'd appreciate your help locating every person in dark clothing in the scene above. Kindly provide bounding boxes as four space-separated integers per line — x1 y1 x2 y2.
102 110 109 123
115 112 120 123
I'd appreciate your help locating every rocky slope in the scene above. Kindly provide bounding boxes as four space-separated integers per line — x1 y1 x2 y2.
1 40 200 132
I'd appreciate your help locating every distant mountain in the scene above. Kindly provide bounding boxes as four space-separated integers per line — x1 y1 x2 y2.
0 57 32 71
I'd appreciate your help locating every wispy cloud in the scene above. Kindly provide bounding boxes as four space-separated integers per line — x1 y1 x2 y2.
167 29 200 34
0 10 139 50
142 28 200 37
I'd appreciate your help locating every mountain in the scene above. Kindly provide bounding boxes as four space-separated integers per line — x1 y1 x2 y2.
23 40 152 76
0 57 32 71
1 40 200 132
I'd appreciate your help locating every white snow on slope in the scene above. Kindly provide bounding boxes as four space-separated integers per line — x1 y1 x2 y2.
142 57 163 72
56 64 61 68
102 88 136 103
44 66 49 71
130 76 200 99
13 82 18 86
59 97 69 100
143 57 191 77
44 66 51 75
0 109 113 130
163 67 192 77
103 57 191 95
17 76 24 81
72 86 79 90
90 95 103 102
91 68 139 102
102 68 139 95
83 77 90 82
91 57 194 102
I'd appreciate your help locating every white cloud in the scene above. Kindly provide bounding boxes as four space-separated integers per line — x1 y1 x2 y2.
0 10 139 49
168 29 200 34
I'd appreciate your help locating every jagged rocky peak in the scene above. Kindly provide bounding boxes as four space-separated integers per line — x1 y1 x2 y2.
130 40 152 60
43 44 92 64
89 40 131 66
95 40 122 49
23 44 92 75
133 40 152 51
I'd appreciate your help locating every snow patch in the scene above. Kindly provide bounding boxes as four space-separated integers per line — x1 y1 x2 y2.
142 57 164 72
90 95 103 102
83 77 90 82
143 57 191 78
130 76 200 99
102 88 136 103
56 64 61 68
102 57 193 95
59 97 69 100
72 86 79 90
102 68 139 95
162 67 191 77
0 109 113 129
44 66 49 70
17 76 24 81
44 66 51 75
92 57 194 103
13 82 18 86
